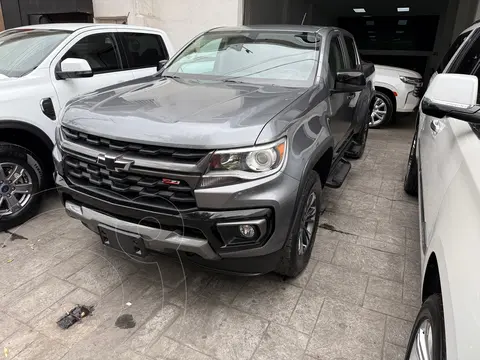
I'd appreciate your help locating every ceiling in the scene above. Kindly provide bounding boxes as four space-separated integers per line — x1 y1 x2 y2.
308 0 448 17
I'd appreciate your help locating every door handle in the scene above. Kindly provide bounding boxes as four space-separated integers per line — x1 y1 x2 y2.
430 119 439 133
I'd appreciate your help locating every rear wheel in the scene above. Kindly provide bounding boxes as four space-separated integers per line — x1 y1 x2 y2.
404 132 418 196
276 171 322 277
370 91 394 128
0 143 44 231
404 294 446 360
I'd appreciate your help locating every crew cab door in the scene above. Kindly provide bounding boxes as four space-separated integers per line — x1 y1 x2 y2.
418 28 480 247
116 30 171 79
327 34 354 151
50 29 134 110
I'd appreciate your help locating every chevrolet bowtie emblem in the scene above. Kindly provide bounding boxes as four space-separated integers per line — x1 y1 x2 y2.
97 154 134 172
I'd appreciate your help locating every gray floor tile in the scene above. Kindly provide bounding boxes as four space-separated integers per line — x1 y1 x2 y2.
10 334 68 360
357 236 405 255
7 276 76 323
253 323 309 360
306 262 368 305
124 304 181 354
385 316 414 347
367 277 403 302
383 342 407 360
320 212 377 239
363 294 418 321
0 313 22 343
288 289 325 334
148 336 214 360
286 259 318 288
306 298 386 360
165 296 268 360
199 274 248 304
232 276 302 324
333 241 404 282
0 325 40 359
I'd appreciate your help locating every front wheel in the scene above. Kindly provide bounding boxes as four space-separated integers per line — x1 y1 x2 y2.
370 91 394 128
276 171 322 278
0 143 44 231
404 294 446 360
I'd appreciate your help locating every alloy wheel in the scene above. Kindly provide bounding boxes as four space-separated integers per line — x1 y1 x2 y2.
370 96 388 126
0 163 34 216
298 192 316 255
408 319 433 360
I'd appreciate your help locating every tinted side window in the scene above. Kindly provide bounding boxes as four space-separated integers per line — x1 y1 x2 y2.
328 36 346 84
63 33 121 73
438 31 471 73
449 33 480 77
344 36 358 68
121 33 168 69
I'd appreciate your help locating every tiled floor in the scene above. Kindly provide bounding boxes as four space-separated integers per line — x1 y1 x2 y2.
0 116 420 360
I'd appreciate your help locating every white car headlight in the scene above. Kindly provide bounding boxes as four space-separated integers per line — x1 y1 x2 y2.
400 76 423 86
200 138 286 188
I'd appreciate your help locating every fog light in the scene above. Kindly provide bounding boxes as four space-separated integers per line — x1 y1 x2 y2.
239 224 256 238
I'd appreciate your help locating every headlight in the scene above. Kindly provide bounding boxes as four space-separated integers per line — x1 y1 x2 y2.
200 138 286 188
400 76 423 86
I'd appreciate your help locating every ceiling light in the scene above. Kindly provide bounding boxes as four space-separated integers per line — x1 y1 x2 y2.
397 7 410 12
368 30 375 33
353 8 366 13
398 20 408 25
366 20 375 26
396 30 404 34
369 35 376 38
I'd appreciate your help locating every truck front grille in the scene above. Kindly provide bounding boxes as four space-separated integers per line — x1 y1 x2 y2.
64 156 197 212
62 127 209 164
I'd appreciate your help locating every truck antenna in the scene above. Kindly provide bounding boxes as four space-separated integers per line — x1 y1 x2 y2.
301 12 307 25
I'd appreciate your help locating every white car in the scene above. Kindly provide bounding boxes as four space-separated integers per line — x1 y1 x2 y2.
370 64 423 128
0 23 174 230
403 22 480 360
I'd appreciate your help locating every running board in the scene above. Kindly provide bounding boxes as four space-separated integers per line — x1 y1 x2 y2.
325 159 351 189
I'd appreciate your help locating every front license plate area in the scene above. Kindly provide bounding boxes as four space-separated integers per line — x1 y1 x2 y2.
98 225 147 257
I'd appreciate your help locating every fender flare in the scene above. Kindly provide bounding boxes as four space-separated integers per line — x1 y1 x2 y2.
286 137 335 239
0 120 54 151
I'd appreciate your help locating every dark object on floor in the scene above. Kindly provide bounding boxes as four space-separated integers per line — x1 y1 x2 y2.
57 305 93 330
115 314 136 329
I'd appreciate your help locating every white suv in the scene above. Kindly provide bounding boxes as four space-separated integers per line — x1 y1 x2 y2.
370 64 423 128
0 24 174 230
403 22 480 359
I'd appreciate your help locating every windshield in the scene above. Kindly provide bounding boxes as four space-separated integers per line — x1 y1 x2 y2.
0 29 71 77
163 30 322 87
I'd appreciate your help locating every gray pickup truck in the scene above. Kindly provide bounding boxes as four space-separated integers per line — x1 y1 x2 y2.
53 25 375 277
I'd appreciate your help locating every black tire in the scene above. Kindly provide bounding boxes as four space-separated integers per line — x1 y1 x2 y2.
276 171 322 278
345 117 369 159
404 294 446 360
369 91 394 128
0 143 44 231
404 132 418 196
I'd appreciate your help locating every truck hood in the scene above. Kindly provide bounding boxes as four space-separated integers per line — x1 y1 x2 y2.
374 64 422 79
62 76 305 149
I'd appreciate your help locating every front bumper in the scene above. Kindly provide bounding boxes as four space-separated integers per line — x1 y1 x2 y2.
55 169 299 274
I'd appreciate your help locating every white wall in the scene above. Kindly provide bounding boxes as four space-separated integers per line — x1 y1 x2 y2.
93 0 242 49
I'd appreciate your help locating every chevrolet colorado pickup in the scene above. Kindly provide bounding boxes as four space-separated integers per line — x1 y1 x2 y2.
54 25 375 277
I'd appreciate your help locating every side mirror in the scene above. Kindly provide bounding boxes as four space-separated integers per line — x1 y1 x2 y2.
157 59 168 72
56 58 93 80
333 70 366 93
421 73 480 123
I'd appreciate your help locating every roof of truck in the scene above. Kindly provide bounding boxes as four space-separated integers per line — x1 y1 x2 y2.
209 25 353 38
210 25 330 33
